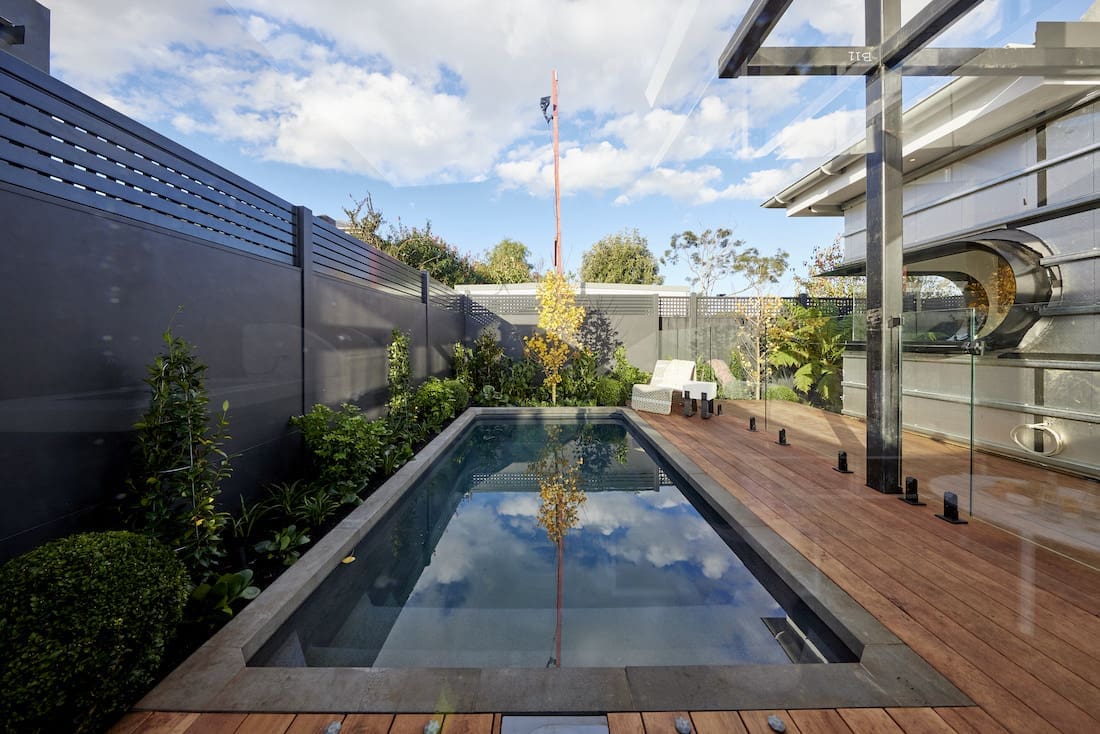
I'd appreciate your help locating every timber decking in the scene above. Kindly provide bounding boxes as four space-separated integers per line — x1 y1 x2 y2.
111 401 1100 734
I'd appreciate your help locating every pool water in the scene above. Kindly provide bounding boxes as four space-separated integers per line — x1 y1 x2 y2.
252 419 854 668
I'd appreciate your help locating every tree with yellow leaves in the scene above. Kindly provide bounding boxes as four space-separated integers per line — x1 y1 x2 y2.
530 425 586 666
525 271 586 404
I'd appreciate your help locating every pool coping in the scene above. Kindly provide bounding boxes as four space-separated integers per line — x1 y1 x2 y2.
138 407 971 713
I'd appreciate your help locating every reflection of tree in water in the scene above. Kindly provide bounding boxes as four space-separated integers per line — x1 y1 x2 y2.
573 423 629 477
529 424 587 667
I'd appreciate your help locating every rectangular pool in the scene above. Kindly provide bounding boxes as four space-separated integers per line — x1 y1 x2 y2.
141 408 969 713
252 417 854 668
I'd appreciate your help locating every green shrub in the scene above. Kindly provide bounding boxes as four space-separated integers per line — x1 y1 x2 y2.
387 329 413 431
560 350 599 403
609 346 650 388
441 378 470 411
291 403 386 488
0 531 190 734
765 385 801 402
594 375 626 406
413 377 458 436
469 329 509 396
126 326 233 575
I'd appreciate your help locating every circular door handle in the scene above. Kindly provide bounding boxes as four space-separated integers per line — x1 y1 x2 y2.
1010 422 1064 457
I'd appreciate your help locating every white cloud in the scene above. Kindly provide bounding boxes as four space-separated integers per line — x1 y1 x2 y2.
764 108 865 160
44 0 858 200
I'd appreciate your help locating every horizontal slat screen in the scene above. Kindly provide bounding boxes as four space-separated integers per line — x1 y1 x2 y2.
428 278 463 312
0 53 294 264
311 217 425 299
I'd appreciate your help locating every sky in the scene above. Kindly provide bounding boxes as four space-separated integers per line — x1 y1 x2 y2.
43 0 1094 294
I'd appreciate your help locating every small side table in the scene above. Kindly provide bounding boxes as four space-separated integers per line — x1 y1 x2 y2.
682 380 719 419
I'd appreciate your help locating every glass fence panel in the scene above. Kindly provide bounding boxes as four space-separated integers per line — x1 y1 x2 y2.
969 303 1100 565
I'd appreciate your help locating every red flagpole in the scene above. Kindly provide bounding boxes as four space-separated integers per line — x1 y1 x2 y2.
552 69 562 275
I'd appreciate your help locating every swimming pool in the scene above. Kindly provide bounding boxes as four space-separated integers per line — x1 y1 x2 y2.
140 408 969 713
251 418 853 668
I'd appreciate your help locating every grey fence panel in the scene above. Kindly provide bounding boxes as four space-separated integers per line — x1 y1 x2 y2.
0 182 303 561
0 52 295 264
0 53 464 561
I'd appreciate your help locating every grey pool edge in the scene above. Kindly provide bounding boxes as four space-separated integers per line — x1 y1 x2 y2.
138 407 972 714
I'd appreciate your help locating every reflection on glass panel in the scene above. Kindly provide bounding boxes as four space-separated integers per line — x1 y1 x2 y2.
968 303 1100 564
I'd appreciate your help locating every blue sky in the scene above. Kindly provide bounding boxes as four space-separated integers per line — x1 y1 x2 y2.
45 0 1093 293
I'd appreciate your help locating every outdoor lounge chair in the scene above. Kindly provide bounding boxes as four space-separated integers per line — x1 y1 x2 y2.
630 359 696 414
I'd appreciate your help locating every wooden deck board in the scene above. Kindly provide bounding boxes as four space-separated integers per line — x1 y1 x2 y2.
342 714 395 734
882 707 958 734
690 710 748 734
641 403 1100 734
182 713 248 734
738 711 804 734
235 713 295 734
607 712 646 734
441 714 494 734
286 713 345 734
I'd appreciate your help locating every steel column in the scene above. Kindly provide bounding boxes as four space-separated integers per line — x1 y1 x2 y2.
864 0 904 493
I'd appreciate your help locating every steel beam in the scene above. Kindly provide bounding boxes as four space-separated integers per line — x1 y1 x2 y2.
864 0 904 494
747 46 1100 77
718 0 795 78
880 0 982 67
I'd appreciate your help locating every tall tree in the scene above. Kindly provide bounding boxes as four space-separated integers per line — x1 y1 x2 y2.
342 194 385 251
524 271 585 405
662 228 743 295
794 235 866 298
580 229 663 284
384 219 481 287
727 248 790 400
478 238 534 283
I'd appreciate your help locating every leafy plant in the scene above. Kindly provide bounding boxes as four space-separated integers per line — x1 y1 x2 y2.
381 438 415 476
294 487 343 528
291 403 386 487
525 271 586 404
126 325 233 576
191 569 260 619
263 479 312 518
560 349 599 404
255 524 311 566
0 531 190 734
453 342 473 391
769 305 847 412
230 497 272 540
594 375 626 406
609 346 650 388
475 238 534 284
387 329 413 431
765 384 801 402
581 228 663 285
468 328 509 398
413 377 458 435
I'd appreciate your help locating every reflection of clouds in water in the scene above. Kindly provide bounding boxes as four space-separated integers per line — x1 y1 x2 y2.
412 500 538 589
577 487 731 580
497 494 540 518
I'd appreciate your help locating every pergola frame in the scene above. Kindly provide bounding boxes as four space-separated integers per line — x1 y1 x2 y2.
718 0 1095 492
